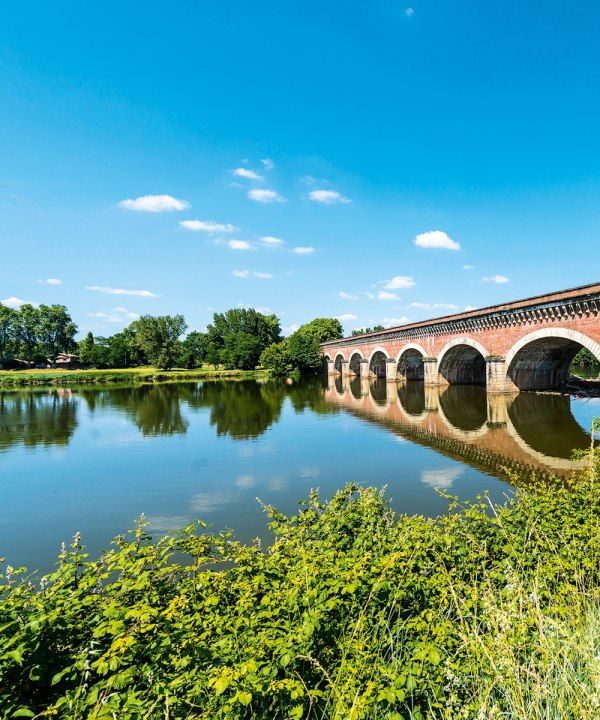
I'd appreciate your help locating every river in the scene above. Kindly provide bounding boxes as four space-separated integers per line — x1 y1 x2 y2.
1 378 598 575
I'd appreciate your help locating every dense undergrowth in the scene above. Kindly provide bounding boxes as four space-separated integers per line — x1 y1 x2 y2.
1 424 599 719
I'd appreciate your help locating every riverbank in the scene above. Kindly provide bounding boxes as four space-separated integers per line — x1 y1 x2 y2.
0 365 270 387
1 426 598 719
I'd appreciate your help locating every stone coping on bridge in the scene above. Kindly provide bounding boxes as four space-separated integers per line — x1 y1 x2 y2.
321 281 600 346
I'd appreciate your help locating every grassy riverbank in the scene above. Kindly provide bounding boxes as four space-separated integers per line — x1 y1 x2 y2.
0 366 269 387
1 428 599 719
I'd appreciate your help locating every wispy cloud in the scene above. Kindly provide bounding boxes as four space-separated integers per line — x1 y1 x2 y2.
462 264 474 270
405 7 414 17
363 291 375 300
483 275 510 283
248 189 285 203
88 306 139 323
293 246 314 255
228 239 252 250
464 305 478 311
377 291 400 301
85 286 159 297
337 313 358 321
261 158 275 171
38 278 62 285
414 230 460 250
382 317 409 327
308 189 351 204
233 168 263 180
180 220 238 233
410 302 459 310
2 296 38 308
339 291 359 300
260 235 284 247
232 270 272 279
421 467 463 489
384 275 415 290
118 194 190 212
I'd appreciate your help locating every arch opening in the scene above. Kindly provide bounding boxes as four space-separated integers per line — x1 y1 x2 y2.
349 352 363 376
397 349 425 381
334 353 345 374
369 351 388 378
508 336 597 391
439 345 486 385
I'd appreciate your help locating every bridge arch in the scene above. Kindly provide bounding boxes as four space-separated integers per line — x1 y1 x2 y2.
334 352 346 374
506 328 600 391
438 338 488 386
396 343 426 381
349 351 363 376
368 346 389 378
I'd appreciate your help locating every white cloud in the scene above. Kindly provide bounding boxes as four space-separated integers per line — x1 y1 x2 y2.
260 235 284 246
233 270 272 279
384 275 415 290
118 194 190 212
247 189 285 203
483 275 510 283
337 313 358 321
363 291 375 300
382 317 410 327
339 291 359 300
88 306 140 323
308 189 351 204
180 220 238 233
283 323 299 335
421 467 463 489
410 302 459 310
38 278 62 285
462 264 474 270
233 168 264 180
377 291 400 301
85 286 159 297
414 230 460 250
405 7 414 16
464 305 478 311
261 158 275 171
228 239 252 250
2 296 38 308
293 246 314 255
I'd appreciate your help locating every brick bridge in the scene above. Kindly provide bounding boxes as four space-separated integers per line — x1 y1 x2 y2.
321 282 600 393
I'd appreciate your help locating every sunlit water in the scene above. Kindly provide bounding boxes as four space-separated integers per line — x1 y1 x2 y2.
1 379 598 575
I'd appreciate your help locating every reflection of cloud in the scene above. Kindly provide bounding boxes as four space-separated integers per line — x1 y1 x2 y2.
235 475 255 488
190 491 235 513
421 467 463 489
146 515 191 532
300 467 320 479
268 476 287 491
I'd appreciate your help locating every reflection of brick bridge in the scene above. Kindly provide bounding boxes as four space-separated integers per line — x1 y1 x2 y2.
322 377 589 480
321 283 600 392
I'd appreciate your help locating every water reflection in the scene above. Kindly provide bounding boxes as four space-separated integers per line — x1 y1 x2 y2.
0 390 78 450
322 376 594 480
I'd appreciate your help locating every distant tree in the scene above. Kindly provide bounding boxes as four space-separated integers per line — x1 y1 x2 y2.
288 318 343 371
179 331 209 369
0 304 16 368
351 325 384 336
16 304 41 364
260 339 292 376
133 315 188 370
206 308 281 369
39 304 78 366
221 333 263 370
78 332 95 365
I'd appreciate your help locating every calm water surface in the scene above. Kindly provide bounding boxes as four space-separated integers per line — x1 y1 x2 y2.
1 378 598 575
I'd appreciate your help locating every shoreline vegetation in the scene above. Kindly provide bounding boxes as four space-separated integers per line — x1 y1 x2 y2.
1 425 598 719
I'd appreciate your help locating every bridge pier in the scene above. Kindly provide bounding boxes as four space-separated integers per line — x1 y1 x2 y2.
385 358 398 382
424 385 440 413
485 356 519 394
338 360 349 377
423 357 442 386
359 358 370 378
326 359 336 376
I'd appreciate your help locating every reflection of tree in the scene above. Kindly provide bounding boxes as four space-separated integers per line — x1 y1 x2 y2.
286 377 340 416
0 390 78 450
187 381 285 439
87 385 189 437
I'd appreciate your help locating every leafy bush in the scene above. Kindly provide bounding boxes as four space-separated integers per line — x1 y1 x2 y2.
1 424 599 719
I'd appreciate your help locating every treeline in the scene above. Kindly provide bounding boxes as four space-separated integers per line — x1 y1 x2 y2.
0 300 343 373
0 303 77 368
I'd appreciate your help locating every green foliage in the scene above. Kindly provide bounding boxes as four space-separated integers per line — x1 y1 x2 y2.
39 304 78 364
205 308 281 370
221 332 264 370
78 331 95 365
0 303 17 366
572 347 600 368
351 324 385 336
133 315 188 370
2 426 598 718
287 318 343 371
178 331 209 369
259 339 292 376
16 304 41 363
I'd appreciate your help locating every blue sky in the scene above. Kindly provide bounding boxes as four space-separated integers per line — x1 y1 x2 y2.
1 0 599 337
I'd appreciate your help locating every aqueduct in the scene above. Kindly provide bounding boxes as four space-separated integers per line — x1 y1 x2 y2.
321 283 600 393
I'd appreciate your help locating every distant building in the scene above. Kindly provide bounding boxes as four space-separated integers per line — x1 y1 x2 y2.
47 353 81 369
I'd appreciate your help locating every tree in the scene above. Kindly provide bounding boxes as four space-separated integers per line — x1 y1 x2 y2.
78 332 95 365
206 308 281 369
351 325 384 337
16 304 41 364
221 332 263 370
259 340 292 376
288 318 343 371
179 331 209 369
133 315 188 370
0 303 16 368
39 304 78 366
